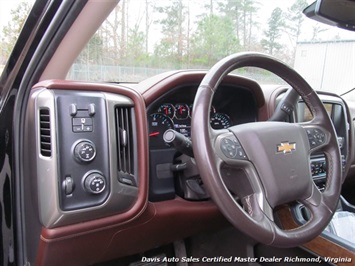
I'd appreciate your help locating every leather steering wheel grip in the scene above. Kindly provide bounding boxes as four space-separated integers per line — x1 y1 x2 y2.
191 52 342 247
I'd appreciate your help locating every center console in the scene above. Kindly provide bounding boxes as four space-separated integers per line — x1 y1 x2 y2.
310 156 327 190
297 93 349 187
291 92 354 251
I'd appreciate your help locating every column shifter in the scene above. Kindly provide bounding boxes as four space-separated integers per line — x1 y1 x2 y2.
163 129 194 158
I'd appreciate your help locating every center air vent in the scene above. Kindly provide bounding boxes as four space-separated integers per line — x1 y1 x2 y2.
39 108 51 157
115 106 136 186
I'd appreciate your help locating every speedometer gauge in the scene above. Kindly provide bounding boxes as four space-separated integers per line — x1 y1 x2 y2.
210 113 232 129
148 113 174 148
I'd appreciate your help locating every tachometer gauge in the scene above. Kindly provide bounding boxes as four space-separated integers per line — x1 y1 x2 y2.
157 103 175 119
175 103 189 119
210 113 232 129
148 113 174 148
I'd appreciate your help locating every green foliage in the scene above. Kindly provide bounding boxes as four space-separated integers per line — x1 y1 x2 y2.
2 0 332 81
153 0 187 67
191 15 240 66
1 1 31 61
219 0 259 49
286 0 308 41
261 7 285 55
284 0 309 64
69 0 311 79
100 5 122 64
76 34 104 65
126 29 149 65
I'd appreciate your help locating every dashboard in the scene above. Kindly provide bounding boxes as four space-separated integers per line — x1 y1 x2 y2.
24 72 354 266
147 83 258 149
146 81 260 201
27 76 352 223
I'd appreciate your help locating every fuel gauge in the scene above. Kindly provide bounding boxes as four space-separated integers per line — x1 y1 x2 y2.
158 103 175 119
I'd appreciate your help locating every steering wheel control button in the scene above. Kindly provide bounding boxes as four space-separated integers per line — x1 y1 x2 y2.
220 136 247 160
84 173 106 194
306 128 326 148
236 147 247 159
74 140 96 162
281 103 293 114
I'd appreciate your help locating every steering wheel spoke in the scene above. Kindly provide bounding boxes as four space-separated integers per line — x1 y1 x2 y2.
298 182 334 228
241 193 274 222
301 182 322 207
219 159 274 222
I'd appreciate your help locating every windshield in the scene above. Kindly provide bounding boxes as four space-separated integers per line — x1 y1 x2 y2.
67 0 355 95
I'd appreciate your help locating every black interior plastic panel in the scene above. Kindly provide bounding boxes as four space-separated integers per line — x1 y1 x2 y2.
55 90 110 210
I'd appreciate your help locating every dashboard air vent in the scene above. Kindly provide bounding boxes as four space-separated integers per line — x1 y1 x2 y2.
115 106 136 185
39 108 51 157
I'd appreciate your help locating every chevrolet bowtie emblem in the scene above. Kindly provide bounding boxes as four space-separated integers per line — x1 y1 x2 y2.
277 142 296 154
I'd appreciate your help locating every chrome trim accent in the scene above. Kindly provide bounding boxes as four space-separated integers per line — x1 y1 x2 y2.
31 88 138 228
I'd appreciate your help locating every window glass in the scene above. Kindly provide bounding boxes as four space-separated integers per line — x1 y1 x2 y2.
67 0 355 95
0 0 34 76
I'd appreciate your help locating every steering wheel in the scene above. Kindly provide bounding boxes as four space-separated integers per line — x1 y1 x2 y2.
191 52 342 247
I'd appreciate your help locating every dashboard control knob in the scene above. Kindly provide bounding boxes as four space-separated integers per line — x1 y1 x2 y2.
74 140 96 162
63 176 74 195
84 172 106 194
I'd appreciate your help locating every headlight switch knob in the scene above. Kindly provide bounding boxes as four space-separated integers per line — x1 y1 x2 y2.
84 172 106 194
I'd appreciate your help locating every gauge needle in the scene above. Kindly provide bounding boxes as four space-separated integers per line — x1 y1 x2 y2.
149 132 160 137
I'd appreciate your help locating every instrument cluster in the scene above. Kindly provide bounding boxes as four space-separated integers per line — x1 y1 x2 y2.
149 103 231 149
